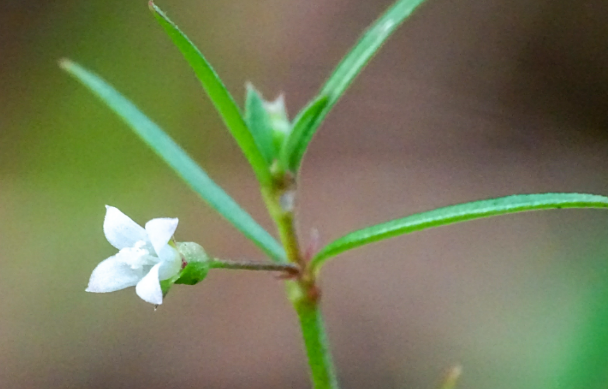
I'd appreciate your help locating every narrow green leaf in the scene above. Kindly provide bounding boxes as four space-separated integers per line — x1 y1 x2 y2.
290 0 428 172
59 59 285 262
245 83 275 163
281 95 329 172
148 2 272 186
311 193 608 270
321 0 427 100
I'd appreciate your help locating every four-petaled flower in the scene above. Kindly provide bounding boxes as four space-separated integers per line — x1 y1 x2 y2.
86 206 182 305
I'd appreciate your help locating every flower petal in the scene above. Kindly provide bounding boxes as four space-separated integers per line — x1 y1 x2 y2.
145 217 178 255
86 255 145 293
104 206 148 249
135 263 163 305
157 245 181 280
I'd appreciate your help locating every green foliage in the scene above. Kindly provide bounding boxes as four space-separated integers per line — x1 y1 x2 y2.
149 2 273 186
59 59 285 262
62 0 608 386
286 0 428 172
245 83 276 164
311 193 608 270
244 84 294 174
555 245 608 389
264 95 291 159
281 95 329 172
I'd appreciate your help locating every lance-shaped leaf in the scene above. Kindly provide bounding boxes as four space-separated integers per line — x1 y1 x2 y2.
60 59 286 262
311 193 608 270
281 95 328 172
245 83 275 164
149 2 272 186
288 0 428 172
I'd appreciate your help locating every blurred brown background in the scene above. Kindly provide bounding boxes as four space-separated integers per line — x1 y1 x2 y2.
2 0 608 388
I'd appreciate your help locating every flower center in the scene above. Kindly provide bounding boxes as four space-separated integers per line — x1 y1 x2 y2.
118 240 159 270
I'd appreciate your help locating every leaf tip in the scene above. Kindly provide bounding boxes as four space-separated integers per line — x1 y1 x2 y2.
148 0 169 21
148 0 167 19
57 58 73 70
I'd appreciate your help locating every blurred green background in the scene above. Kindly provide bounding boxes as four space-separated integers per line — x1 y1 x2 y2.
3 0 608 388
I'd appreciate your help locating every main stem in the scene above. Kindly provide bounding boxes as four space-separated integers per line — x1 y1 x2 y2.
261 182 339 389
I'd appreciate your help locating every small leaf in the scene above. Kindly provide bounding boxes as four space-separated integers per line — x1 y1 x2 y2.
149 2 272 185
59 59 286 262
281 95 329 172
311 193 608 270
289 0 428 172
264 95 291 155
245 83 275 163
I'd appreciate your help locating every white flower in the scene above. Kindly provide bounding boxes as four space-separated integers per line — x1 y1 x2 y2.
86 206 182 305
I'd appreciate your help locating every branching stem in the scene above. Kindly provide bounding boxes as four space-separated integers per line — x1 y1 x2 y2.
261 177 339 389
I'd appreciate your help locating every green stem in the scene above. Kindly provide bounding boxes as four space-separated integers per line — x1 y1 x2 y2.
209 258 299 274
290 282 340 388
261 185 302 266
261 180 339 388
